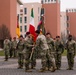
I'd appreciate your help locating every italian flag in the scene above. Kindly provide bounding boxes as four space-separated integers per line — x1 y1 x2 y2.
29 8 36 41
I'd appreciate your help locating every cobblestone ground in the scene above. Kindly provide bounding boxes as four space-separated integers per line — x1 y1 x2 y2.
0 56 76 75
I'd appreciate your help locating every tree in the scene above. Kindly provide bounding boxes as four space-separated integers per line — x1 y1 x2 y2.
0 24 11 40
0 24 11 48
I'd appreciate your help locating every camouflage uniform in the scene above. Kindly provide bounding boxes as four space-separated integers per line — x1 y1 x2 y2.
66 40 76 70
34 34 55 72
12 40 17 57
17 40 24 68
4 39 10 61
23 37 34 71
9 40 13 58
46 38 56 70
55 40 64 69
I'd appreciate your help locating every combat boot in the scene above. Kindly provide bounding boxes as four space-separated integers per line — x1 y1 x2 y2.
25 69 32 72
49 67 56 72
17 66 23 69
67 67 73 70
46 67 49 71
30 66 36 69
4 58 8 61
4 59 8 61
39 68 46 72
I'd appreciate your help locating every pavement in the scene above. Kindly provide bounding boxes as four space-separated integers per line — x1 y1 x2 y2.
0 56 76 75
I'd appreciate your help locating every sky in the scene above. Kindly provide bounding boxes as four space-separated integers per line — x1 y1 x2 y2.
21 0 76 11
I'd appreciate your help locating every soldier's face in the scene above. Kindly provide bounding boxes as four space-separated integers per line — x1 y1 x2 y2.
68 37 72 41
19 37 23 41
14 39 16 41
46 34 50 38
56 38 60 41
28 34 30 38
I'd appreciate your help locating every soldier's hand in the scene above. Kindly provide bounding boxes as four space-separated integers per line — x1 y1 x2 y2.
32 45 35 47
32 47 34 51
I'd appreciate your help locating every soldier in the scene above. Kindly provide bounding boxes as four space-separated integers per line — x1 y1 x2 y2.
66 35 76 70
4 37 10 61
30 34 36 69
9 37 13 58
23 32 34 72
12 37 17 57
33 30 56 72
55 36 64 70
17 35 24 69
46 33 56 70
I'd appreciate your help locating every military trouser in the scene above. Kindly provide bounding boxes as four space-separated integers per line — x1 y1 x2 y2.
4 50 9 60
24 51 31 70
9 48 13 58
67 53 75 69
12 48 17 57
55 53 62 69
31 51 36 68
46 50 56 69
40 50 56 70
18 53 24 68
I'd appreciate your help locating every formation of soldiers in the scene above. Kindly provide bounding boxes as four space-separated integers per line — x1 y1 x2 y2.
3 30 76 72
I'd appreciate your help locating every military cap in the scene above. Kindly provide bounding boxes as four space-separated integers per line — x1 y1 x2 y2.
68 34 72 38
35 30 40 34
26 32 30 35
13 37 16 39
56 36 60 38
19 35 23 38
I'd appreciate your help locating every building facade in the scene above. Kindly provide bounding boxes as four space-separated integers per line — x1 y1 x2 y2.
60 12 67 41
41 0 60 38
66 9 76 38
0 0 22 39
20 3 42 37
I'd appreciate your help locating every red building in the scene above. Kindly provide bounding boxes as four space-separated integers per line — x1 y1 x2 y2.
41 0 60 38
0 0 22 39
66 9 76 38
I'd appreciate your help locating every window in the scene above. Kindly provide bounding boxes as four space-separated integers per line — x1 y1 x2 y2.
20 26 22 32
48 0 50 2
24 17 27 23
67 16 69 21
38 7 40 14
51 0 53 2
20 17 22 23
66 10 68 12
20 9 23 12
67 30 70 34
75 9 76 12
24 26 27 32
58 0 60 3
24 8 27 14
41 0 44 4
38 16 40 22
45 0 47 2
67 23 70 27
41 8 44 15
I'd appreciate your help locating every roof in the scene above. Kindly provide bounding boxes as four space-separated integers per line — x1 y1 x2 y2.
17 0 23 5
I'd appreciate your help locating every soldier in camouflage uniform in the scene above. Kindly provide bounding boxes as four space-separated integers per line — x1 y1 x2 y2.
33 30 56 72
46 33 56 70
23 32 34 72
12 37 17 57
30 34 36 69
17 35 24 69
4 37 10 61
9 38 13 58
66 35 76 70
55 36 64 70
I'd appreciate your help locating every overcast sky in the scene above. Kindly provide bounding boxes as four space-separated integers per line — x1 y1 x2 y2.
21 0 76 11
